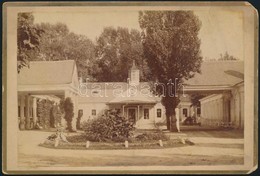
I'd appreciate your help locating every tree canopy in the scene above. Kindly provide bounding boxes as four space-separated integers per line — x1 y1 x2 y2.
139 11 203 131
91 26 150 82
17 13 44 73
35 22 96 79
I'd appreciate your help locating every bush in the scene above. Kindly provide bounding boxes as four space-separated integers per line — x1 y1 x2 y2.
82 109 134 142
66 134 87 143
135 132 169 142
50 104 62 128
60 97 74 132
76 110 83 130
37 99 54 129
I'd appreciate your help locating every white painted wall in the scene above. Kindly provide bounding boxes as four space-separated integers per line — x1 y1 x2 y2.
200 94 224 125
78 103 108 122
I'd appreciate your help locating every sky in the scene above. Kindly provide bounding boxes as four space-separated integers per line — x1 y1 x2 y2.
33 9 244 60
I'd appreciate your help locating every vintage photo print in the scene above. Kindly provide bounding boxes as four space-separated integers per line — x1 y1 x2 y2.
2 1 258 174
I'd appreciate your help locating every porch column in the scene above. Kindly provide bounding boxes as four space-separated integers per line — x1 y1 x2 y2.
33 97 37 126
122 105 125 117
137 105 140 121
25 95 31 130
19 95 25 130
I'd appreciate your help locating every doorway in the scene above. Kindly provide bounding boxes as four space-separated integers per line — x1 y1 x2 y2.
127 108 137 124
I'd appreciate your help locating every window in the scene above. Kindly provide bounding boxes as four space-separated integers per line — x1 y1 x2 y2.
144 109 149 119
197 107 201 115
157 109 162 118
18 106 20 117
24 107 26 117
78 109 83 117
183 108 188 117
92 109 96 116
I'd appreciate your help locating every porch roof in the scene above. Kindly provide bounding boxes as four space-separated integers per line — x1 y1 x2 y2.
18 60 76 85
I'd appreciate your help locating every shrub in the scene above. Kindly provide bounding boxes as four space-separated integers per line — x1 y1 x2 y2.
76 110 83 130
60 97 74 132
135 132 169 142
50 104 62 128
37 99 54 129
82 109 134 142
66 134 87 143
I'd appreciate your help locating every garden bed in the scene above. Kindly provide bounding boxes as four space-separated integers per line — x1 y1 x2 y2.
39 133 195 150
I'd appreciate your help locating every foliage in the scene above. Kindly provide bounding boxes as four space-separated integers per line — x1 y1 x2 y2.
82 109 134 142
218 51 238 61
17 13 44 73
34 22 96 80
139 11 202 131
66 134 87 143
92 27 151 82
135 132 169 142
60 97 74 132
37 99 54 129
50 104 62 127
76 110 83 130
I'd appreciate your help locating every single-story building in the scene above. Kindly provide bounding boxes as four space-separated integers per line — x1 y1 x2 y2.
17 60 244 130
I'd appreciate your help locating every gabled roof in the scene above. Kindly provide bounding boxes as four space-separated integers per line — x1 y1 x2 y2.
18 60 76 85
78 61 244 103
78 82 161 103
184 61 244 86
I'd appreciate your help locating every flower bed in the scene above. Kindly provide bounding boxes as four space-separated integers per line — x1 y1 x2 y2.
39 132 194 150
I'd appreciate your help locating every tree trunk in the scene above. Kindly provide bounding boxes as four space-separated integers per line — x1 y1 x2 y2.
166 115 171 130
170 115 178 132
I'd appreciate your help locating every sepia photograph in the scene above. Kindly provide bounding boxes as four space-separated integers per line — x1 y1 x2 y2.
2 1 258 174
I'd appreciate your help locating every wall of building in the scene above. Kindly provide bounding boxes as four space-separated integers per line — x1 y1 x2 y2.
78 102 167 129
200 94 224 126
231 83 244 129
78 103 108 122
199 83 244 129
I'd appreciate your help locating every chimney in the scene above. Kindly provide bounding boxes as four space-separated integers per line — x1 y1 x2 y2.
128 60 140 85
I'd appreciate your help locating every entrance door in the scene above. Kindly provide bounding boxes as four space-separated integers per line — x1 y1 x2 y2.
128 108 137 124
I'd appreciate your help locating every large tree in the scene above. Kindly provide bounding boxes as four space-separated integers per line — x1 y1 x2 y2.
92 26 150 82
35 22 96 79
139 11 203 131
17 13 44 73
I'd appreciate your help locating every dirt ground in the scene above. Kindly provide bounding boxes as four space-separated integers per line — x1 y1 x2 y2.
18 129 244 168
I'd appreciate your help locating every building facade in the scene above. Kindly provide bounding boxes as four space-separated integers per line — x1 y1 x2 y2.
17 60 244 130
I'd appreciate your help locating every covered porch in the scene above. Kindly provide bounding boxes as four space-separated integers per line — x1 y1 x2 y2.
181 83 244 129
18 88 79 130
107 90 159 129
17 60 80 130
